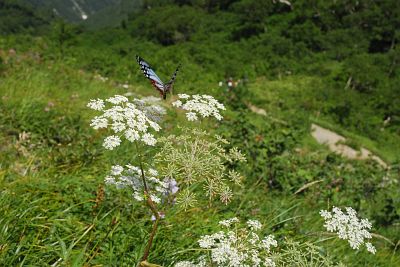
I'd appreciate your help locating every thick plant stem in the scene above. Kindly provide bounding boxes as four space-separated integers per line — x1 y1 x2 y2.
141 192 160 262
134 142 161 263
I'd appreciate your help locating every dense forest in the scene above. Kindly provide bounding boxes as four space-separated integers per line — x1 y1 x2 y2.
0 0 399 266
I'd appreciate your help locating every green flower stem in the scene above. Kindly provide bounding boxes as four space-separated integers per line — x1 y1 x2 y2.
134 141 161 263
135 141 149 192
141 192 161 262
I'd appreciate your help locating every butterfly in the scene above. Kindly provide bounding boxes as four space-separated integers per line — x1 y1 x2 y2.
136 55 181 99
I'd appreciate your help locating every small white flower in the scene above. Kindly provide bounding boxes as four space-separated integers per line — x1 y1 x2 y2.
148 120 161 132
142 133 157 146
173 94 225 121
126 164 140 173
104 175 115 184
111 122 126 132
186 112 198 121
125 128 140 142
148 168 158 176
249 232 260 245
219 217 239 227
105 165 167 205
262 235 277 252
133 192 144 201
198 235 216 249
111 165 124 175
320 206 376 254
174 261 197 267
319 210 332 219
150 194 161 204
103 135 121 150
87 99 105 111
178 93 190 99
247 219 262 231
172 100 182 107
88 95 163 147
192 94 201 100
90 116 108 129
106 95 128 104
366 242 376 254
190 218 277 266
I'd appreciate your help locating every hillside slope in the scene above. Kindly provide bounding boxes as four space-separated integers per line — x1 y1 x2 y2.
1 0 142 29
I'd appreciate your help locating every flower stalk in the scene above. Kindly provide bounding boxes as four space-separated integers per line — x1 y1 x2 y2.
136 141 161 263
141 191 161 262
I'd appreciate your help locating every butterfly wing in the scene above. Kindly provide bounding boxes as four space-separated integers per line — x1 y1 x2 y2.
136 55 165 95
164 64 181 95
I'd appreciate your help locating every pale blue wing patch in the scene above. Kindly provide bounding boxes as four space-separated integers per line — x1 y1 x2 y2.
144 68 164 86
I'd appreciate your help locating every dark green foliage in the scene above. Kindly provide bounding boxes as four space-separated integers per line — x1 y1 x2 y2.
51 20 83 58
131 5 204 45
219 110 306 186
0 0 52 34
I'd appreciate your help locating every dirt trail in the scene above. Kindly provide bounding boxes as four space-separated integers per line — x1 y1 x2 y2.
248 104 388 168
310 124 388 168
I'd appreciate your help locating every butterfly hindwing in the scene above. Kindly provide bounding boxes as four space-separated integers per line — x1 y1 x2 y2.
164 64 181 96
167 64 181 86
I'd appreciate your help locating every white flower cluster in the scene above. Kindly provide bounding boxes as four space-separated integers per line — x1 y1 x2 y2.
320 207 376 254
175 218 278 267
174 257 207 267
105 164 176 204
219 217 239 227
87 95 163 149
172 94 225 121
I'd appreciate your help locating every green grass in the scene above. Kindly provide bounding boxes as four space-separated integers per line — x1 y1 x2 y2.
247 75 400 164
0 58 399 266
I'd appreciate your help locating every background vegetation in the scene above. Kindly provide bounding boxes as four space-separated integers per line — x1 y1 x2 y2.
0 0 399 266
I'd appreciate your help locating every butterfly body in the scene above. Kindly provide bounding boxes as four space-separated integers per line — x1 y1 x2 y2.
136 55 180 99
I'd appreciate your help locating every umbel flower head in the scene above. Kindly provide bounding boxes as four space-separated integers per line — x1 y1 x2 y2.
87 95 163 149
175 217 278 267
172 94 225 121
155 128 246 209
104 164 178 204
320 207 376 254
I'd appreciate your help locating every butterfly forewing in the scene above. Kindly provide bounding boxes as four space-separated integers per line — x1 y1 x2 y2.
136 56 165 93
143 68 164 87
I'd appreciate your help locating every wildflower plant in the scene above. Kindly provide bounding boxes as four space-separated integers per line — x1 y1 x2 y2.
87 92 243 265
172 94 225 121
175 217 278 267
274 240 344 267
155 128 246 209
87 95 162 149
104 164 178 205
320 207 376 254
